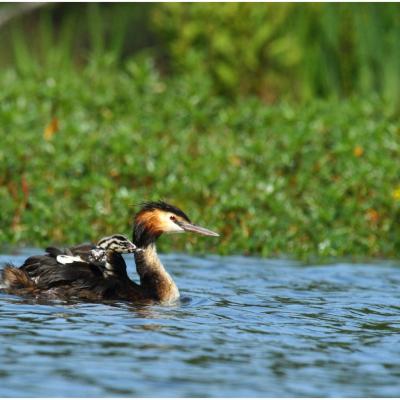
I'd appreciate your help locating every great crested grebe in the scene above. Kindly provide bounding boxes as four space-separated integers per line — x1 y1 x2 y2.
0 202 219 303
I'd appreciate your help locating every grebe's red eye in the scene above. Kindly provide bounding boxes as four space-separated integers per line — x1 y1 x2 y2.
170 215 176 221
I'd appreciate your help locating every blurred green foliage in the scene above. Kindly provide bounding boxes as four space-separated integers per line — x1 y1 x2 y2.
152 3 299 102
1 3 400 108
1 59 400 259
0 3 156 73
153 3 400 109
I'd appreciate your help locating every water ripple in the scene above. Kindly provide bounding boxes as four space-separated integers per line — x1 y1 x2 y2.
1 252 400 396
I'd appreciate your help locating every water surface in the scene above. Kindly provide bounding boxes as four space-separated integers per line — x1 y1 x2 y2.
1 250 400 397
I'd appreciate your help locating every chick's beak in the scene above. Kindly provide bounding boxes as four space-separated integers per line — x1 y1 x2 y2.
178 221 220 237
128 242 138 253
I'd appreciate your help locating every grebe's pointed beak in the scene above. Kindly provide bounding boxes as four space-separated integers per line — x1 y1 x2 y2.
178 221 220 237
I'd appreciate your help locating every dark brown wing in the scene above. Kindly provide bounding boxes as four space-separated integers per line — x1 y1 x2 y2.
45 243 132 279
20 254 103 288
17 253 141 300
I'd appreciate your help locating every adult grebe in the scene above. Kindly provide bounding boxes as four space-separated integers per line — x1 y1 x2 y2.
0 202 219 303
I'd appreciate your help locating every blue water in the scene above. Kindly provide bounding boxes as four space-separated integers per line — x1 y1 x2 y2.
1 250 400 397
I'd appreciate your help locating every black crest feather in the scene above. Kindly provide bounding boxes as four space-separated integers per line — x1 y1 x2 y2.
139 201 191 222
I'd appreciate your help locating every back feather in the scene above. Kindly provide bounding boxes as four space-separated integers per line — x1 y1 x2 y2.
1 264 35 289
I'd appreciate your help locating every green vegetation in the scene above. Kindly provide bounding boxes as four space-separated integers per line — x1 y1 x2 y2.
1 60 400 259
1 3 400 109
1 4 400 259
154 3 400 107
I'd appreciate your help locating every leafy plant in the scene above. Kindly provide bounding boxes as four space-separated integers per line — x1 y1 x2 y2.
153 3 400 109
0 59 400 260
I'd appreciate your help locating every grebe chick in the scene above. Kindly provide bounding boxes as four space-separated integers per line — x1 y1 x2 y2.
55 234 138 277
55 234 137 264
0 201 219 303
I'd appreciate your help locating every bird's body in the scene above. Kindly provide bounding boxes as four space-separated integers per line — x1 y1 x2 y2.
0 202 219 303
1 234 141 301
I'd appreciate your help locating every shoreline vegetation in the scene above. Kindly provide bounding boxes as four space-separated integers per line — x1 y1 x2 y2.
1 3 400 260
1 62 399 260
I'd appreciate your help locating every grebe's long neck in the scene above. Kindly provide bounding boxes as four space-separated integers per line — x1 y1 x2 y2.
134 243 179 302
